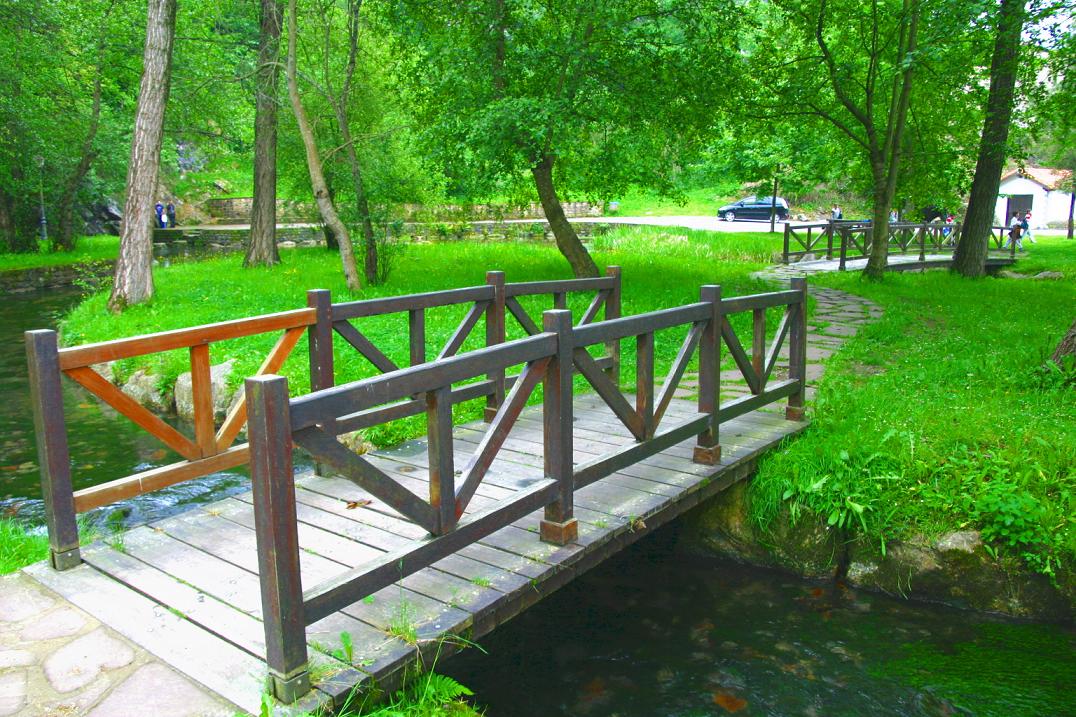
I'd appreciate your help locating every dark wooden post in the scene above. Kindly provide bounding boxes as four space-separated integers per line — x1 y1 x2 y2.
918 224 927 261
786 278 808 421
604 265 621 385
25 330 80 570
540 309 577 545
306 289 334 393
693 286 721 465
838 225 848 271
782 223 791 262
825 223 834 260
246 375 310 704
752 308 765 392
636 332 654 440
484 270 506 422
409 309 425 367
426 385 455 534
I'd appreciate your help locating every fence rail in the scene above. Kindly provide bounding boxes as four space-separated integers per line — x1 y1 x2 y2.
244 277 808 702
783 220 1018 267
27 270 621 571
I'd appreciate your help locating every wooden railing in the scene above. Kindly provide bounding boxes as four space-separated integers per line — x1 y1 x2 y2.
26 270 622 572
783 221 1017 268
244 278 808 702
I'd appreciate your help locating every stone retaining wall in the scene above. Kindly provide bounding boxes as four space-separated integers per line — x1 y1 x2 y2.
0 261 115 294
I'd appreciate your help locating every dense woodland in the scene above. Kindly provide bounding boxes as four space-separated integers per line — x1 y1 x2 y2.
0 0 1073 298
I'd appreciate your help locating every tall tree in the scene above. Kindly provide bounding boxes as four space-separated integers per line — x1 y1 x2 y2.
952 0 1026 277
109 0 178 311
746 0 922 279
286 0 361 290
392 0 727 278
246 0 283 267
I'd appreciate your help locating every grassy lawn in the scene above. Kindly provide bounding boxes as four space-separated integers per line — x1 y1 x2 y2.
751 237 1076 580
0 236 118 271
605 183 742 217
62 226 784 445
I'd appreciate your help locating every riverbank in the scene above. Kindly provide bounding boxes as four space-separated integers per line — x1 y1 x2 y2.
683 237 1076 619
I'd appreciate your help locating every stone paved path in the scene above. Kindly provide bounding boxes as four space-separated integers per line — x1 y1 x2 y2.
0 573 231 716
1 259 882 717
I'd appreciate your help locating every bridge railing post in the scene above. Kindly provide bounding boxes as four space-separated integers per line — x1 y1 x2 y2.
786 278 808 421
541 309 577 545
825 223 834 260
307 289 335 472
782 223 791 262
919 223 927 262
693 285 721 465
838 225 848 271
604 265 622 385
246 374 310 704
25 330 80 570
484 270 506 422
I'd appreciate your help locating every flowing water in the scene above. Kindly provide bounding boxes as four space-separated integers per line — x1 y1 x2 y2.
3 289 1072 716
0 287 252 531
446 532 1075 717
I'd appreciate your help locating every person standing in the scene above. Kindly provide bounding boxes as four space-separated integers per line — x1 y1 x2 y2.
154 201 165 228
1009 210 1023 250
166 202 177 229
1023 211 1034 244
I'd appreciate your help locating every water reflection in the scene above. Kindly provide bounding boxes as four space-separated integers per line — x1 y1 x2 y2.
447 534 1075 717
0 287 259 531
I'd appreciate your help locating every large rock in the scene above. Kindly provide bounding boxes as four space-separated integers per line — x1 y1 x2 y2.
121 370 173 413
173 360 236 422
844 531 1074 620
678 479 842 579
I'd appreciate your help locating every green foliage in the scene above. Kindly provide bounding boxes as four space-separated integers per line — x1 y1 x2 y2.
0 236 118 271
750 238 1076 577
0 519 49 575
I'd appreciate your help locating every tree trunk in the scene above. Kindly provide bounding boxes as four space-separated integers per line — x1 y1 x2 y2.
56 62 104 252
865 162 891 279
952 0 1025 277
246 0 283 268
1067 189 1074 240
1051 317 1076 364
108 0 176 312
531 154 598 278
333 0 377 284
769 174 779 233
286 0 360 291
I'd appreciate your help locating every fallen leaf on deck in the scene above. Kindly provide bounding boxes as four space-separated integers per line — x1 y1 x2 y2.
712 692 748 712
346 499 373 509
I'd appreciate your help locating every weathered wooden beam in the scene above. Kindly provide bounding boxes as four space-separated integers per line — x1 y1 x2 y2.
331 285 494 320
484 270 506 421
245 375 310 704
604 266 622 384
541 309 577 545
58 308 316 370
426 386 455 535
332 320 400 375
25 330 80 570
694 285 721 465
573 302 709 346
786 277 808 420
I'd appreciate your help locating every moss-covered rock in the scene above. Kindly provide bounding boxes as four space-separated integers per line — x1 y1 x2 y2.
678 479 843 579
845 531 1075 621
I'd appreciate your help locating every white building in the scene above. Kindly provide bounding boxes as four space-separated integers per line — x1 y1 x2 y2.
995 167 1074 229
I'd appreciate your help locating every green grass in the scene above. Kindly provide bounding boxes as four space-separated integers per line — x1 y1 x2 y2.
750 237 1076 579
0 519 49 574
605 183 742 216
0 235 118 271
62 226 783 445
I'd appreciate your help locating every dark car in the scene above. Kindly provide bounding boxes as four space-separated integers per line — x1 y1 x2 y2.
718 196 789 222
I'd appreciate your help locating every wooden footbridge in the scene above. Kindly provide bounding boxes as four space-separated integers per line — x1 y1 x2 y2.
782 219 1019 270
24 269 810 714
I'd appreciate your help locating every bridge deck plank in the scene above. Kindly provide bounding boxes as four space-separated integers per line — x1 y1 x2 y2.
23 397 804 713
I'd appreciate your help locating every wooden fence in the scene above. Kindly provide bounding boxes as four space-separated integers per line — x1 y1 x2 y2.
26 269 621 571
783 220 1017 268
244 278 808 702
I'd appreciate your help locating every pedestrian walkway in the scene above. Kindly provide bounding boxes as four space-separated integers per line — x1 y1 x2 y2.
0 573 230 716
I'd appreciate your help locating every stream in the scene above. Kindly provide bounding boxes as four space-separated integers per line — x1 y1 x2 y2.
1 287 1072 716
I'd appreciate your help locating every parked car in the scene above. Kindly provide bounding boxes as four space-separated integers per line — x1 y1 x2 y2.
717 196 789 222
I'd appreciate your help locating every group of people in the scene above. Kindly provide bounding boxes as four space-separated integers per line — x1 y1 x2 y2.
1008 210 1035 250
155 201 177 229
